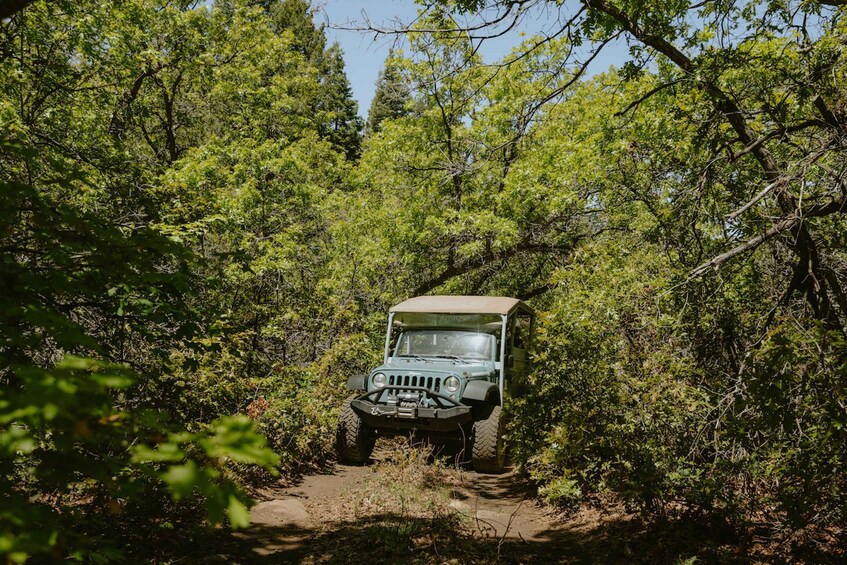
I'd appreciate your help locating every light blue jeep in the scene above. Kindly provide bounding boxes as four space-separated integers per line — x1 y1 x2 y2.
336 295 534 473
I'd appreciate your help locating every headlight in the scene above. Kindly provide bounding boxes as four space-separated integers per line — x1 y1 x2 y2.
373 373 387 388
444 376 460 392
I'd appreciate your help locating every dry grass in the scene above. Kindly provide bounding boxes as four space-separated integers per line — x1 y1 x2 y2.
298 439 502 564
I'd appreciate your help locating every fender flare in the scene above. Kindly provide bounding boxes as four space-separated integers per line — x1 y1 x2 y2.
346 374 368 391
461 380 500 405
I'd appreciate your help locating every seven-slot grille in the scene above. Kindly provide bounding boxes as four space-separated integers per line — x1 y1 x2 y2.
387 374 442 392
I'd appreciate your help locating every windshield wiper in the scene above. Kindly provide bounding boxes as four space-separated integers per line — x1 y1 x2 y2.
398 354 428 361
433 355 470 362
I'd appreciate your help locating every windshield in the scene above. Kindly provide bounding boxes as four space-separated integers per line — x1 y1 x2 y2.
395 330 495 361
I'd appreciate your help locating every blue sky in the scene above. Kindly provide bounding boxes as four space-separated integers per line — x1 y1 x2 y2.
319 0 419 117
319 0 631 118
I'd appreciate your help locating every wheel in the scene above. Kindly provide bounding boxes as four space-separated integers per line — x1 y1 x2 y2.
335 396 375 464
472 405 506 473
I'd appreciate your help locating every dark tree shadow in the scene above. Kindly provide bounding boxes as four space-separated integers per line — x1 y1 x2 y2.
190 509 847 565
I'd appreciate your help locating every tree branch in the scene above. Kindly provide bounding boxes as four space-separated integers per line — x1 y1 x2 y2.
691 194 847 279
614 78 684 117
584 0 844 331
726 145 829 219
414 238 581 296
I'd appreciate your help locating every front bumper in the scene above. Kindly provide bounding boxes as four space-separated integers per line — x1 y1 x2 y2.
351 386 472 433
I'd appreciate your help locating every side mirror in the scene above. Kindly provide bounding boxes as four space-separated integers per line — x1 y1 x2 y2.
506 354 514 368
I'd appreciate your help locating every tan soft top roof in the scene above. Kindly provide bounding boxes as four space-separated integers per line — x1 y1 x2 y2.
390 295 533 316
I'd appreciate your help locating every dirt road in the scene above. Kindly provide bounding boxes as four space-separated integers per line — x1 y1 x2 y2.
205 444 648 564
195 441 816 564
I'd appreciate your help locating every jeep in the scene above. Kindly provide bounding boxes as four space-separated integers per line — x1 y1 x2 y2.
336 295 534 473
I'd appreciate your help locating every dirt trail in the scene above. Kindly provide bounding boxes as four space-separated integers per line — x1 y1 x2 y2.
199 445 809 564
207 445 639 564
246 465 549 551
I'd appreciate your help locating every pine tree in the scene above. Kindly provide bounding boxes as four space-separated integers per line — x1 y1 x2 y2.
263 0 326 64
366 57 411 135
319 43 363 160
258 0 362 159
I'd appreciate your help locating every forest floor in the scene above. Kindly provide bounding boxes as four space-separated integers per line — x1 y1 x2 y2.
232 455 587 563
200 441 796 564
194 443 847 564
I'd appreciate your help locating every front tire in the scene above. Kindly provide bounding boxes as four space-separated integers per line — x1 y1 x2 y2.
472 405 506 473
336 396 375 464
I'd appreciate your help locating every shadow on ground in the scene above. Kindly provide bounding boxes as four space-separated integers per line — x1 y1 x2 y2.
467 471 534 501
202 510 771 564
192 445 845 565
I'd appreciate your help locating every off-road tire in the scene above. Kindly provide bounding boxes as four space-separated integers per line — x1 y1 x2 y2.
336 396 375 464
472 405 506 473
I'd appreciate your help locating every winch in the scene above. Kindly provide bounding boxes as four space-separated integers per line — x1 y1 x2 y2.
387 391 421 418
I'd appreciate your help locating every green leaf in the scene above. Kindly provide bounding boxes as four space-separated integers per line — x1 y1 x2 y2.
161 461 198 500
226 495 251 529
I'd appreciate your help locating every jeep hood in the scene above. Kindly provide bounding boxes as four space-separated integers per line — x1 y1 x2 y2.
373 358 494 378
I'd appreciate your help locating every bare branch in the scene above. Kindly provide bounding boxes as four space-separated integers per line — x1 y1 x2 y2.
688 219 795 280
691 194 847 279
730 120 824 163
614 78 685 117
727 146 830 220
327 1 531 39
726 178 787 220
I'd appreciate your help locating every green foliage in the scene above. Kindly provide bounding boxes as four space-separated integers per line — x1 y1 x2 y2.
263 0 327 61
744 324 847 527
247 332 381 474
538 476 583 509
345 22 589 301
132 415 279 529
0 0 357 561
411 1 847 544
3 0 847 559
259 0 363 159
0 355 277 561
